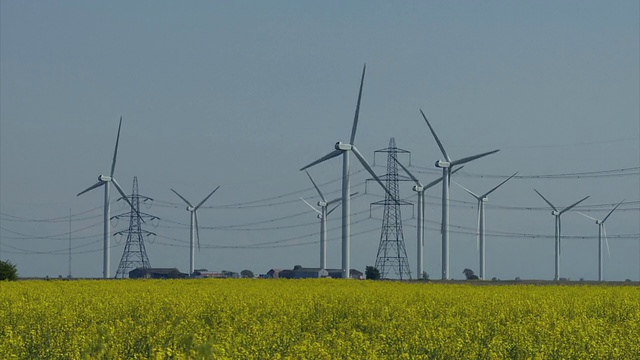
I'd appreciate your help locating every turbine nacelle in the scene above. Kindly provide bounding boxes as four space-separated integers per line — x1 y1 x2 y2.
317 201 327 207
186 206 195 212
98 175 112 182
335 142 352 151
552 210 560 216
435 160 451 168
596 220 603 225
412 185 424 192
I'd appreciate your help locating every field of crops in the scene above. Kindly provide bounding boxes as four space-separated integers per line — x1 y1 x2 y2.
1 279 639 359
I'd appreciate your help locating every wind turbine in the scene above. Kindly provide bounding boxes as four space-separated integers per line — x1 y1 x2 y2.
300 171 357 270
392 156 462 280
454 172 518 280
300 64 394 279
171 187 220 276
420 110 500 280
577 199 624 281
77 117 139 279
534 189 589 281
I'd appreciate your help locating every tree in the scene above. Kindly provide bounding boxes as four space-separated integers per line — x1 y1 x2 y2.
463 268 479 280
240 269 254 278
0 260 18 281
365 266 380 280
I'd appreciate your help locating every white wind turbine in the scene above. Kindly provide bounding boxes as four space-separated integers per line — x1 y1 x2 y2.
171 187 220 276
392 156 462 279
534 189 589 281
454 172 518 280
420 110 500 280
300 64 394 279
577 199 624 281
77 117 139 279
300 171 356 270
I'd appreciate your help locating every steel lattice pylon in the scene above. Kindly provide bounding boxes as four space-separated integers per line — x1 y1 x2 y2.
114 177 158 278
372 138 413 279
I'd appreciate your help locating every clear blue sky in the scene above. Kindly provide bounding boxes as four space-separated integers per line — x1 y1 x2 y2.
1 1 639 280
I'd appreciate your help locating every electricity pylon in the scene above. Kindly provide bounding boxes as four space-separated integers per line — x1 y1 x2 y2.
114 177 158 278
370 138 413 279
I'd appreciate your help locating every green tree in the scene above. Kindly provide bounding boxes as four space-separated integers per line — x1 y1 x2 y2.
0 260 18 281
365 266 380 280
240 269 254 278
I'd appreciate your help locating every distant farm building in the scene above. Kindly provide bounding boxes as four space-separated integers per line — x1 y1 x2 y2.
129 268 188 279
269 266 363 279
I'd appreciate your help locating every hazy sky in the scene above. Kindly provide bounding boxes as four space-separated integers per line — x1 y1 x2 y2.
1 1 639 280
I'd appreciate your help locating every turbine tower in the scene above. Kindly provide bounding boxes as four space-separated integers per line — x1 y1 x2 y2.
534 189 589 281
300 170 344 270
578 199 624 281
171 186 220 276
393 157 462 279
420 110 499 280
77 117 139 278
300 64 394 279
455 172 518 280
114 176 157 278
372 138 413 279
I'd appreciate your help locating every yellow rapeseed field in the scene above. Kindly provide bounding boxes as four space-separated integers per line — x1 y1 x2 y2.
1 279 638 359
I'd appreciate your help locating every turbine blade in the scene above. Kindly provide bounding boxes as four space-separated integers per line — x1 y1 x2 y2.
559 196 589 215
195 211 201 251
352 146 396 202
392 155 422 187
420 109 450 162
482 172 518 198
453 181 480 199
170 189 193 207
577 212 598 222
110 117 123 177
300 197 322 215
602 199 625 223
77 181 104 196
195 186 220 210
603 224 611 258
112 178 144 223
300 149 342 171
326 191 358 207
349 64 366 145
424 176 444 190
424 166 462 190
305 170 326 202
327 203 341 216
450 149 500 167
534 189 558 212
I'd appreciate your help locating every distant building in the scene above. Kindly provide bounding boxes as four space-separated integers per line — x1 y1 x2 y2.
129 268 188 279
327 268 363 280
193 270 239 278
267 269 284 278
279 267 329 279
269 266 362 279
